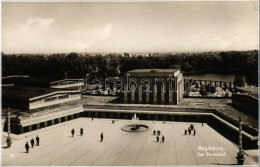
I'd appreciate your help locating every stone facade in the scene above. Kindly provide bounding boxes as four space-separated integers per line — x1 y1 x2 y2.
121 69 184 105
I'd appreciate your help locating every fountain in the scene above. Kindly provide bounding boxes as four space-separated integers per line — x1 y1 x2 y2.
121 113 149 132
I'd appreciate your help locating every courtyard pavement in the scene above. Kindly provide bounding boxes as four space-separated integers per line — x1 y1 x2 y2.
1 118 258 166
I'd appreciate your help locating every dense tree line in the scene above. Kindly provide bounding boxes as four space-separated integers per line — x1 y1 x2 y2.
2 50 258 85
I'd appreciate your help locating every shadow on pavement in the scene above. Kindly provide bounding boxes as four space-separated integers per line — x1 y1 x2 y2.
2 146 9 149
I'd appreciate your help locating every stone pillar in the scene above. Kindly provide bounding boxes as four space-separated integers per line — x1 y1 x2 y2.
173 77 178 104
52 119 55 124
19 125 24 134
64 116 67 121
138 85 142 104
37 123 40 129
124 84 128 103
169 85 173 105
146 90 149 104
28 125 32 132
44 122 48 127
131 84 135 104
183 79 186 91
161 84 165 104
153 84 157 104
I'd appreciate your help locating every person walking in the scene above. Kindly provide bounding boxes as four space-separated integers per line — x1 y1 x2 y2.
185 129 187 135
156 136 159 142
71 128 75 137
153 130 156 135
25 142 29 153
100 133 103 142
36 135 40 146
157 130 160 136
80 128 84 136
194 129 196 136
188 128 191 135
162 136 165 143
30 138 35 148
202 122 203 127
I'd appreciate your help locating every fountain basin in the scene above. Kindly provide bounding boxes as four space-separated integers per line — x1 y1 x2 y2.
121 124 149 132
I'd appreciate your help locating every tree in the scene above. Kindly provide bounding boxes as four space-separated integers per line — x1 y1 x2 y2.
200 86 207 97
234 75 246 87
182 62 193 71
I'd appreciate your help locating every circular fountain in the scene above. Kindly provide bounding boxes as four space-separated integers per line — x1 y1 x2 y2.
121 114 149 132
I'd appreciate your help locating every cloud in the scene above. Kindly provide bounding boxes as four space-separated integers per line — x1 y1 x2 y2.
23 17 55 30
70 23 113 43
18 17 55 37
2 17 56 53
51 23 113 52
2 17 113 53
3 17 55 43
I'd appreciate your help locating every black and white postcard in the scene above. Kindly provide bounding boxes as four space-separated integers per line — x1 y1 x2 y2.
1 0 259 166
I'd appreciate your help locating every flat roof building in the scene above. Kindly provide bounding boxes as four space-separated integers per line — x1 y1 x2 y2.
120 69 184 105
50 78 84 89
2 86 81 110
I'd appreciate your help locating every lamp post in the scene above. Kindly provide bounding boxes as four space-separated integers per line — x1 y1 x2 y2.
236 115 244 165
6 107 12 147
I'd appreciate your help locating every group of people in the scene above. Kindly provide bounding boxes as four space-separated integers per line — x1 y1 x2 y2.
25 135 40 153
153 130 161 136
156 135 165 143
184 124 196 136
70 128 104 142
153 130 165 143
71 128 84 137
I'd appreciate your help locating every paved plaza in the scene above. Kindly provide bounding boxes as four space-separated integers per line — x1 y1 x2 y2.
2 118 258 166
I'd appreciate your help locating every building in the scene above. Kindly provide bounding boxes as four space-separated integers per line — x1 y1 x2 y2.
2 86 81 110
120 69 184 105
29 90 81 110
50 78 84 89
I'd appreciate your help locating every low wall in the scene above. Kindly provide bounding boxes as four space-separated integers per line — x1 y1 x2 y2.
6 105 258 149
83 104 216 113
83 109 258 149
232 93 258 116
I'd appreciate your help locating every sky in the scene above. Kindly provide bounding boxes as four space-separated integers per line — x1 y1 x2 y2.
1 1 259 54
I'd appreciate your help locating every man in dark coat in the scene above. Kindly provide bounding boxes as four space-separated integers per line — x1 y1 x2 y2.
162 136 165 143
80 128 83 136
71 128 75 137
36 135 40 146
100 133 103 142
25 142 29 153
30 138 35 148
185 129 187 135
194 130 196 136
157 130 160 136
156 136 159 142
153 130 156 135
